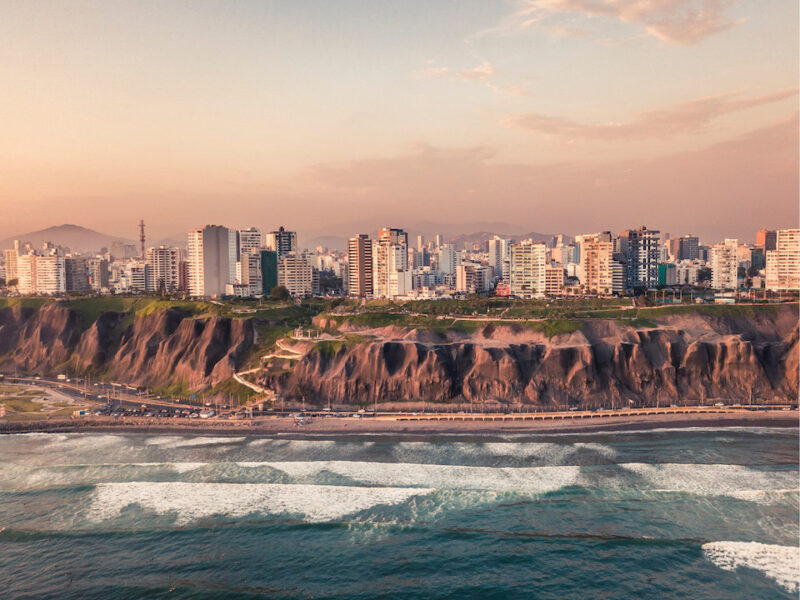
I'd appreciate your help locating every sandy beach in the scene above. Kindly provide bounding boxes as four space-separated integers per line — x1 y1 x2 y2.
1 409 796 436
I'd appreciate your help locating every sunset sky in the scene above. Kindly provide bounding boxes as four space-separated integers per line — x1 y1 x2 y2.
1 0 797 243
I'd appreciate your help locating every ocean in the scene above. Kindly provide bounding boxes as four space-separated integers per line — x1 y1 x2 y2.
1 428 797 599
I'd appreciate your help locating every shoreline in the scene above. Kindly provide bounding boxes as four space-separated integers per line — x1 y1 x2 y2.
1 410 797 436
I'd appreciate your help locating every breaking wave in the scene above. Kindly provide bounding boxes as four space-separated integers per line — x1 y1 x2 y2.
703 541 800 593
89 481 433 524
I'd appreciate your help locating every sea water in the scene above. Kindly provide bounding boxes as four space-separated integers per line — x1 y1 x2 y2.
0 428 797 599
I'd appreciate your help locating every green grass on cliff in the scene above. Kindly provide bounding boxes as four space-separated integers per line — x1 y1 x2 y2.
0 297 51 310
524 319 584 338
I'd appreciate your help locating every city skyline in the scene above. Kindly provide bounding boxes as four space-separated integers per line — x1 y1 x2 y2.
1 0 797 242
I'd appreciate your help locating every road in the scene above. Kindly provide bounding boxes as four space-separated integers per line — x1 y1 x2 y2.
8 376 197 411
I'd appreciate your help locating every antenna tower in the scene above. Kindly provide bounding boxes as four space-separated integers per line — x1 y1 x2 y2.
139 220 146 258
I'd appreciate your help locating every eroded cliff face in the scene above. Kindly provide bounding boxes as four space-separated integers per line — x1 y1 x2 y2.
0 304 254 388
263 306 799 407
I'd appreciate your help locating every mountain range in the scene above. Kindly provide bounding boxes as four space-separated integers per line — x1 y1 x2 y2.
1 222 556 255
0 225 183 254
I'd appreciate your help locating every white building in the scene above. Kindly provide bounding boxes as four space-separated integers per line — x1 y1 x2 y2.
16 254 36 294
509 241 547 298
35 254 66 295
125 261 151 292
15 252 65 295
146 246 180 292
676 260 702 286
438 243 461 277
238 228 263 256
278 253 316 297
710 239 739 289
239 250 263 296
579 233 623 295
187 225 237 297
3 241 19 285
372 228 409 298
488 237 509 280
765 228 799 292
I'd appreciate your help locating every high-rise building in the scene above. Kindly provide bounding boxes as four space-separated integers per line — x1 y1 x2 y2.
265 226 297 257
34 254 66 295
16 254 36 294
545 264 565 296
15 252 65 295
456 263 493 294
765 229 800 291
64 257 90 292
278 253 315 297
187 225 237 297
710 239 739 289
509 241 547 298
618 227 660 290
677 235 699 261
239 250 262 296
347 234 373 297
372 228 409 298
126 261 151 292
488 236 509 280
437 243 460 277
579 233 623 295
756 229 777 252
146 246 181 292
88 258 110 290
658 263 678 286
237 228 263 257
260 250 278 296
3 241 19 285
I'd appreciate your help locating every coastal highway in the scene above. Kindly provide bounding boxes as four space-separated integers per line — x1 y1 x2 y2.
7 376 197 411
4 376 794 424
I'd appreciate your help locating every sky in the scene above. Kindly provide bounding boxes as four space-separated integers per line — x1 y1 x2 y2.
0 0 797 244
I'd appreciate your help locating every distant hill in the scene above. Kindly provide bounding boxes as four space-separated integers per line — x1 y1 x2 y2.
0 224 186 254
299 220 555 252
0 224 134 254
448 230 552 249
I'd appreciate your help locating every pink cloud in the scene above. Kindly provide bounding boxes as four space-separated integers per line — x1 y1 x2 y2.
482 0 742 45
504 88 798 139
305 115 798 241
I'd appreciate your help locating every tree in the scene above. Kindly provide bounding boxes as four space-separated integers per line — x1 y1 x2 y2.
6 277 18 289
270 285 290 300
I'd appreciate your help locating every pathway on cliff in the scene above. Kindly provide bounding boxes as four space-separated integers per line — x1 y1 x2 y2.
233 338 308 397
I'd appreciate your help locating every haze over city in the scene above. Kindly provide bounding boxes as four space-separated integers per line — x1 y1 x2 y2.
1 0 798 242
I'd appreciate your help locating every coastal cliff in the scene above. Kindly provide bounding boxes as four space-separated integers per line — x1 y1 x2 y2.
261 305 799 407
1 299 797 407
0 302 254 388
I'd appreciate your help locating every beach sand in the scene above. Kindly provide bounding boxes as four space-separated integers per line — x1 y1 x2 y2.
1 410 796 436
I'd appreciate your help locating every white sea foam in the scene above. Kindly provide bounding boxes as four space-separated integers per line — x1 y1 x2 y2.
259 460 581 493
247 439 338 452
390 440 616 466
621 463 799 499
89 482 433 524
703 541 800 593
144 436 246 448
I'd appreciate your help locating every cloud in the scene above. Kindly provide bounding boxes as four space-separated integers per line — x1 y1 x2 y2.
415 60 528 95
479 0 742 45
416 66 452 79
304 115 798 241
504 88 798 139
458 61 496 81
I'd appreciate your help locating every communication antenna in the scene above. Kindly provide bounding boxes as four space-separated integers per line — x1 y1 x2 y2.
139 220 146 258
